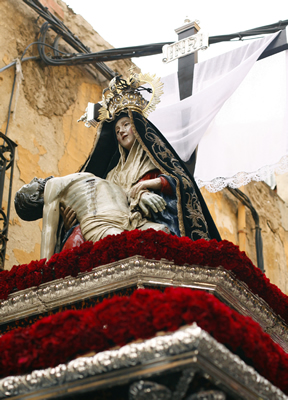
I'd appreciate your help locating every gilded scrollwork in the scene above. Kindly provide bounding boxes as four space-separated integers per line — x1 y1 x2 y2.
186 193 210 241
132 114 210 240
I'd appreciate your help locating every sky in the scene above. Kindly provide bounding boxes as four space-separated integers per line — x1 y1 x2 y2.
63 0 287 77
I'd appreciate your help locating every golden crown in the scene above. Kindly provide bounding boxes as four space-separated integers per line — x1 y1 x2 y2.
98 71 164 122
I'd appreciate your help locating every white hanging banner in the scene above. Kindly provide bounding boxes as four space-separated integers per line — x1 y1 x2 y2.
195 49 288 192
149 32 286 191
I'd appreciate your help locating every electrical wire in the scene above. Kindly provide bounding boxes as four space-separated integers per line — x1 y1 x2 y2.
209 20 288 44
0 57 39 73
4 4 288 134
0 40 74 137
0 41 74 74
22 0 116 80
4 73 17 137
21 0 288 80
21 41 71 59
34 18 288 68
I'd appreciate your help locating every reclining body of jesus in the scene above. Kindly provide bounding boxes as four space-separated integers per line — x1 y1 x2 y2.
14 173 168 261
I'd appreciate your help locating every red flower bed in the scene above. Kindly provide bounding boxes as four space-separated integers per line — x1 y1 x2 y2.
0 288 288 393
1 229 288 324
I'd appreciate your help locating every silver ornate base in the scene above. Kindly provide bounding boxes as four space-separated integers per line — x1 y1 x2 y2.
1 256 288 351
0 323 286 399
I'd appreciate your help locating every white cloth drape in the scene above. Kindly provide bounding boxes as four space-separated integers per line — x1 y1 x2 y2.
195 48 288 192
149 32 288 192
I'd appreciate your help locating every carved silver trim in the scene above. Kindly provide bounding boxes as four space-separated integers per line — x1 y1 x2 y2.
162 32 208 63
128 381 226 400
1 256 288 352
186 391 226 400
173 368 196 400
0 324 286 399
129 381 172 400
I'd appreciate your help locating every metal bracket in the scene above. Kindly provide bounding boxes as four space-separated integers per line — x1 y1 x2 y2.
0 132 17 269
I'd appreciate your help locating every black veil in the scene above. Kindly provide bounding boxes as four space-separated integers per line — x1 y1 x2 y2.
80 109 221 241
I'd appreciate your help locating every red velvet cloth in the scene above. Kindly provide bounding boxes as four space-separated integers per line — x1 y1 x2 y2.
62 226 85 251
138 169 173 196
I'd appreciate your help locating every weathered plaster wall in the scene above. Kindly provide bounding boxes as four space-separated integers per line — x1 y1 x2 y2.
1 0 135 268
202 182 288 294
245 181 288 293
1 0 288 295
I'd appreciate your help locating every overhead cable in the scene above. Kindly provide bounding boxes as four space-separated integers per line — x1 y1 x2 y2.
209 19 288 44
22 0 116 80
20 1 288 78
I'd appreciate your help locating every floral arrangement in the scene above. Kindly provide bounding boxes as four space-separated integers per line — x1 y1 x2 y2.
1 229 287 323
0 288 288 394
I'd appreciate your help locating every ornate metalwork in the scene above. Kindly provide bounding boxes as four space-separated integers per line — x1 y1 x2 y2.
0 324 286 399
162 32 208 63
0 132 17 270
129 381 172 400
128 381 226 400
173 368 196 400
186 391 226 399
1 256 288 352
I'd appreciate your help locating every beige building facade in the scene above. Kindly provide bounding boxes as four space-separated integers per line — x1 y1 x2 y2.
1 0 288 294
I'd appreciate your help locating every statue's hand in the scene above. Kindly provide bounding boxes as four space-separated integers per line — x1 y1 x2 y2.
60 205 78 231
130 181 148 198
139 192 166 215
130 178 162 198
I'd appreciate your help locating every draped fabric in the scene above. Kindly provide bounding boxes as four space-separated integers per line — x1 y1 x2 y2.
195 49 288 192
106 141 156 192
81 111 221 241
148 32 286 192
106 140 156 212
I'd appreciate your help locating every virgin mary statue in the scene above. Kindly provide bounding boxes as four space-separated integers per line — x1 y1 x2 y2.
74 72 221 244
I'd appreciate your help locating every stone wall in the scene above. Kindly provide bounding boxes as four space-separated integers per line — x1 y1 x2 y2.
203 182 288 294
0 0 135 267
1 0 288 295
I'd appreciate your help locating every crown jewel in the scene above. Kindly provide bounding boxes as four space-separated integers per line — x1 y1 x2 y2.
98 71 164 122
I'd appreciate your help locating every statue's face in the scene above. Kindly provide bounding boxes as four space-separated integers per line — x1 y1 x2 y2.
19 178 40 200
115 117 136 151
